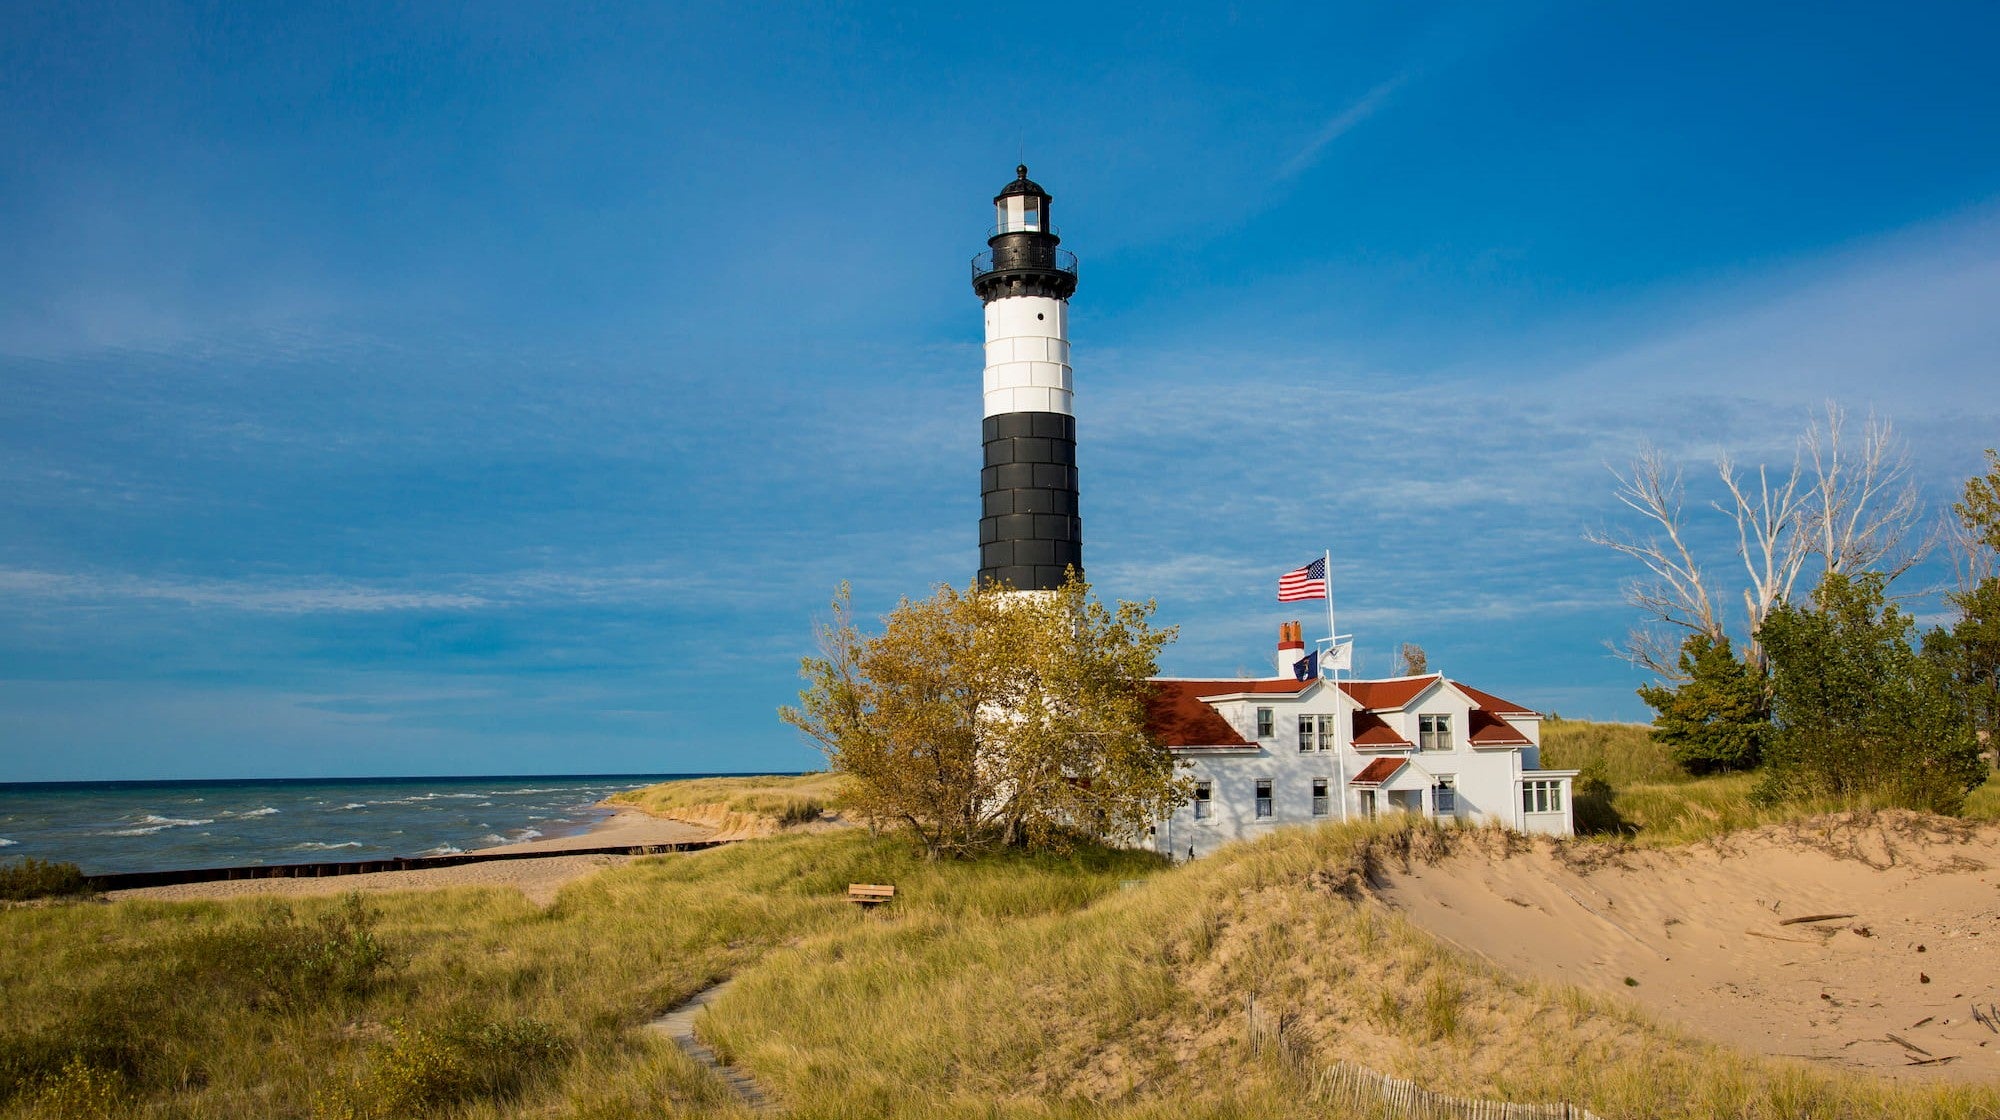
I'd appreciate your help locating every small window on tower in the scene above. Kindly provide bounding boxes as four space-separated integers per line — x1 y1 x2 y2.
1022 198 1040 229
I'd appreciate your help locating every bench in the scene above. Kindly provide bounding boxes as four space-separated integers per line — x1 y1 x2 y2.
847 883 896 907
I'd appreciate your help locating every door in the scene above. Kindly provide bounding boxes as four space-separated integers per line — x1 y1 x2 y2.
1357 790 1377 819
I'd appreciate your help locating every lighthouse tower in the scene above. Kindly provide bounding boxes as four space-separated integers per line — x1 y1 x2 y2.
972 165 1082 592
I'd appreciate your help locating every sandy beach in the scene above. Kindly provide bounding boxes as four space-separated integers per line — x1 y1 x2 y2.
106 808 716 907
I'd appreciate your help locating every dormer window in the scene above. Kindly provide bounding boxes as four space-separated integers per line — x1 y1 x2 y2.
1419 714 1453 751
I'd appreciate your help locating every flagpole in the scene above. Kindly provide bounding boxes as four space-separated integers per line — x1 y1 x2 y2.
1323 549 1336 670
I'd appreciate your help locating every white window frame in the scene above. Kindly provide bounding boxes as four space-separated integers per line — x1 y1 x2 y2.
1419 713 1453 752
1311 777 1329 817
1256 707 1274 739
1254 779 1273 819
1296 715 1313 752
1521 779 1563 814
1193 781 1212 820
1433 777 1456 816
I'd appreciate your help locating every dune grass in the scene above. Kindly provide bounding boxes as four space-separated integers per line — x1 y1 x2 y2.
605 772 844 833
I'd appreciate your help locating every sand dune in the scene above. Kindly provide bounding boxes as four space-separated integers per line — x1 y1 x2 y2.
1377 812 2000 1081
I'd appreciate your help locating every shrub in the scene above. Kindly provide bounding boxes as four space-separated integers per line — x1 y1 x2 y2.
1636 632 1769 775
358 1016 568 1116
186 893 391 1010
0 858 91 901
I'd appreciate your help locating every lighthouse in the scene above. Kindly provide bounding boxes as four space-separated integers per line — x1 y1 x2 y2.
972 165 1082 592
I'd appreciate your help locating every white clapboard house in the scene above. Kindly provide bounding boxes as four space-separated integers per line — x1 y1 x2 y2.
1146 622 1576 859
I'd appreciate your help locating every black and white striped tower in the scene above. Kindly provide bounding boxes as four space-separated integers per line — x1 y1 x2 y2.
972 165 1082 591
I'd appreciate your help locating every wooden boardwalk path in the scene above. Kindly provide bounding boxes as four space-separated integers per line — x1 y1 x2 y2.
646 979 775 1112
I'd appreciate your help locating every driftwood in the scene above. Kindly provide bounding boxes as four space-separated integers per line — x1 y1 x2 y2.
1744 928 1819 945
1907 1055 1958 1067
1909 1016 1934 1029
1886 1033 1931 1056
1777 912 1857 926
1973 1003 2000 1034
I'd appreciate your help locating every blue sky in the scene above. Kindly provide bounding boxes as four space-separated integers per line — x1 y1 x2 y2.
3 2 1997 780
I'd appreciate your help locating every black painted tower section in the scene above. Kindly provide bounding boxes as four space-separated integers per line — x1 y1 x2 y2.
972 166 1081 592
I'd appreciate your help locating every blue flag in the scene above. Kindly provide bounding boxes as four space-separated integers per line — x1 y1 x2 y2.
1294 649 1319 681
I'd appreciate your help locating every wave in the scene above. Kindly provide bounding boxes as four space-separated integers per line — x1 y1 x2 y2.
293 841 364 851
138 815 215 828
334 803 368 811
0 838 16 847
235 807 280 818
510 828 543 841
479 833 507 845
418 844 464 856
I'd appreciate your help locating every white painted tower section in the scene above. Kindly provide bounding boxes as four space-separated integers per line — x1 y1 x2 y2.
982 296 1072 418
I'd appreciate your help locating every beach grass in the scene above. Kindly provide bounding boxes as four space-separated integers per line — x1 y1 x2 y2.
5 774 2000 1118
604 772 844 834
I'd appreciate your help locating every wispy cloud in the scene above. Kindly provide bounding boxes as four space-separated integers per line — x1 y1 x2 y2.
1278 75 1408 179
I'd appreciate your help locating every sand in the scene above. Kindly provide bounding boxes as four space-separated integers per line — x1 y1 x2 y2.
106 809 715 907
1376 812 2000 1081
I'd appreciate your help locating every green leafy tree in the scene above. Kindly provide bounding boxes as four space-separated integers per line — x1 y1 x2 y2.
781 574 1187 858
1755 573 1984 813
1635 632 1768 774
1944 450 2000 756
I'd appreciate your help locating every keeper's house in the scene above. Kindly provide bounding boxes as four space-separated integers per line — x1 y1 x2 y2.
1147 622 1576 859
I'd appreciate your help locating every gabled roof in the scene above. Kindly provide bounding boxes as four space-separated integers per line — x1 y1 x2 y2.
1455 683 1538 717
1145 681 1256 748
1337 674 1442 711
1181 678 1315 697
1467 708 1533 746
1350 757 1405 786
1351 711 1413 748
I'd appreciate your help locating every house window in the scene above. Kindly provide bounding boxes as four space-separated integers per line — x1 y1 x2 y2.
1254 779 1273 819
1193 781 1212 820
1311 778 1329 817
1256 707 1274 738
1297 715 1313 752
1419 713 1453 751
1317 715 1333 751
1521 779 1563 814
1433 778 1456 816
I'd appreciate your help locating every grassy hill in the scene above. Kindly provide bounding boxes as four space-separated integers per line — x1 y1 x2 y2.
1541 718 2000 844
6 760 2000 1118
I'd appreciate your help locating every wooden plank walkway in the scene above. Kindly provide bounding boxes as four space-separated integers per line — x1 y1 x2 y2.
645 979 775 1112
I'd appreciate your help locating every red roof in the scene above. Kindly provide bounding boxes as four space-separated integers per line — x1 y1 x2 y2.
1351 711 1413 748
1186 678 1314 697
1145 681 1255 748
1338 675 1441 711
1455 683 1537 716
1467 708 1533 746
1350 757 1405 786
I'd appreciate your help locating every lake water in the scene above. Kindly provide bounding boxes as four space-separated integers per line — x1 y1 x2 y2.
0 774 718 874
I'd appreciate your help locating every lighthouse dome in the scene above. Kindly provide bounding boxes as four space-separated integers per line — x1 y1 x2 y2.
995 165 1049 200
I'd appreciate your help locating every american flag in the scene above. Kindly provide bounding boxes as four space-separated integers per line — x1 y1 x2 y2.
1277 556 1327 602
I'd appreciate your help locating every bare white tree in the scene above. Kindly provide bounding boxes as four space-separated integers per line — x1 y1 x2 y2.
1798 403 1929 581
1583 446 1724 676
1590 404 1928 679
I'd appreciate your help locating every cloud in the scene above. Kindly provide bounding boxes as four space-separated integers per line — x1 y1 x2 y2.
1278 75 1408 179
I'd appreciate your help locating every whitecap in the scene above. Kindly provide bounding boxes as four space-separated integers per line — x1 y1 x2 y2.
293 841 364 851
236 807 280 818
107 825 169 836
510 828 543 841
137 815 215 828
419 844 464 856
479 834 507 844
334 803 367 811
0 838 17 847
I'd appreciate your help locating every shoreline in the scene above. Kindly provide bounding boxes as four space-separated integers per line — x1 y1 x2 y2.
105 807 716 906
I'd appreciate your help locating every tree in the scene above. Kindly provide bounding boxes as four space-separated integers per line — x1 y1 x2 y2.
1941 449 2000 758
779 575 1188 858
1635 632 1768 775
1588 404 1927 677
1394 642 1428 676
1754 573 1983 813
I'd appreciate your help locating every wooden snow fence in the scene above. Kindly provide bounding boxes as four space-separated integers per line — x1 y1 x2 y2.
1248 995 1608 1120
